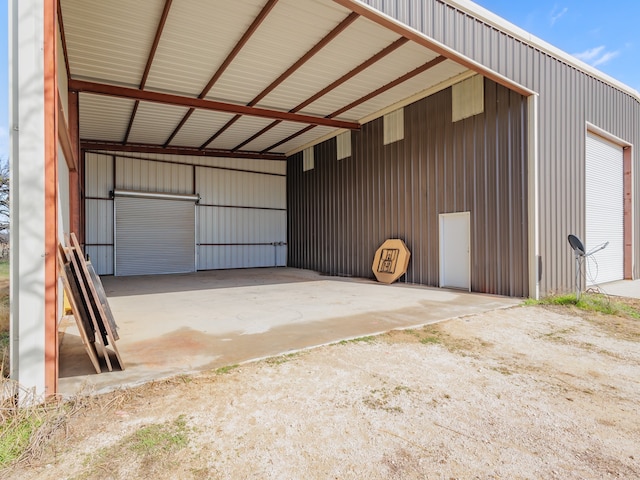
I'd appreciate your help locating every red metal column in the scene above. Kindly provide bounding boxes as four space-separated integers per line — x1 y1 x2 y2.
44 0 59 396
623 146 633 279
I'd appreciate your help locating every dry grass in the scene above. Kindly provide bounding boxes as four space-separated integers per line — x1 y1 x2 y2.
0 382 89 470
384 324 492 354
530 293 640 342
0 259 9 378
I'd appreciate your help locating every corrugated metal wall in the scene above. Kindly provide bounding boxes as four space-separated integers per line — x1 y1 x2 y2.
84 152 286 274
85 153 115 274
362 0 640 294
287 79 529 297
196 166 287 269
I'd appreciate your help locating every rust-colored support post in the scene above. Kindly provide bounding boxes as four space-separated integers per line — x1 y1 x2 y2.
68 90 81 239
623 146 633 279
44 0 60 396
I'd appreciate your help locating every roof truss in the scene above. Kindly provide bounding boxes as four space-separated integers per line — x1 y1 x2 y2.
68 79 360 130
59 0 524 158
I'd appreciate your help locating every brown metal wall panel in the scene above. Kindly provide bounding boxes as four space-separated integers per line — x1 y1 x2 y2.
287 79 529 296
362 0 640 295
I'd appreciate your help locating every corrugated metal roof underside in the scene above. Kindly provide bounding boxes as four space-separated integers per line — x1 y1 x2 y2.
62 0 479 156
169 110 239 147
127 103 191 145
145 0 267 96
63 0 166 86
207 116 279 151
79 93 135 141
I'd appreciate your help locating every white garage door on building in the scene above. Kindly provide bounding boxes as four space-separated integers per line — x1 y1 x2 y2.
114 192 198 276
585 132 624 285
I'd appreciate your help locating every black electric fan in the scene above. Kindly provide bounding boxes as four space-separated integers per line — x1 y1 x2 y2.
567 234 608 300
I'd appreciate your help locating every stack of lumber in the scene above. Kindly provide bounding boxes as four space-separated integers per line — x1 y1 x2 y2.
57 233 124 373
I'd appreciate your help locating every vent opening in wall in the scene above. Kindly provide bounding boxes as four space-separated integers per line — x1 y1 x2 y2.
452 74 484 122
383 108 404 145
337 131 351 160
303 146 314 172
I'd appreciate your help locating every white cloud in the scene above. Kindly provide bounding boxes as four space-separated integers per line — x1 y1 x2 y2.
550 6 568 26
573 46 620 67
574 46 605 62
592 50 620 66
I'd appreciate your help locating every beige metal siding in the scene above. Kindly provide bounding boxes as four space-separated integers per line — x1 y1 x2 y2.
115 157 193 194
85 151 287 274
84 153 115 274
85 153 113 198
85 199 113 246
196 165 287 270
287 79 528 296
196 166 285 208
85 246 114 276
362 0 640 293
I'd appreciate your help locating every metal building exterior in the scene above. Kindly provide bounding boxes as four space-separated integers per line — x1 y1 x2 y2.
361 0 639 295
9 0 638 397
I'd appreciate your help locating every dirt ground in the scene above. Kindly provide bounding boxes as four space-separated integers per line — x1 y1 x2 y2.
9 301 640 479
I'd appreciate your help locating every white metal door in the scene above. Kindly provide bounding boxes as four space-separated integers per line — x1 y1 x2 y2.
439 212 470 291
115 196 196 276
585 132 624 285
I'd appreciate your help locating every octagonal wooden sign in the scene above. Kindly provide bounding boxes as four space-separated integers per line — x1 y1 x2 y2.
372 239 411 284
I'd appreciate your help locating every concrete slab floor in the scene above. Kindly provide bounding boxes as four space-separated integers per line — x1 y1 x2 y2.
58 268 520 396
598 279 640 299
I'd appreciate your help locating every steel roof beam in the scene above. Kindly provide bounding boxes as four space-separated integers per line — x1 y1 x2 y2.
200 11 360 150
69 80 360 129
232 36 409 151
80 140 286 161
123 0 174 144
163 0 280 147
261 55 447 152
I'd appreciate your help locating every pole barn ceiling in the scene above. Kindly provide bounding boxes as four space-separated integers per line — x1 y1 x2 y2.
59 0 519 159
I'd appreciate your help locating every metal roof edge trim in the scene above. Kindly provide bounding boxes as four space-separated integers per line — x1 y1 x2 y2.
333 0 535 98
445 0 640 103
585 122 633 147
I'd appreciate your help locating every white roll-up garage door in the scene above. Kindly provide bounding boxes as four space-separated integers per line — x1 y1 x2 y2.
585 132 624 285
115 193 197 276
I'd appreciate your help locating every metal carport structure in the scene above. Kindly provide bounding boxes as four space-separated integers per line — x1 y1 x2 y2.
9 0 637 398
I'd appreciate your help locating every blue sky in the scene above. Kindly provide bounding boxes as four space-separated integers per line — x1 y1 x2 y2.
473 0 640 91
1 0 639 161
